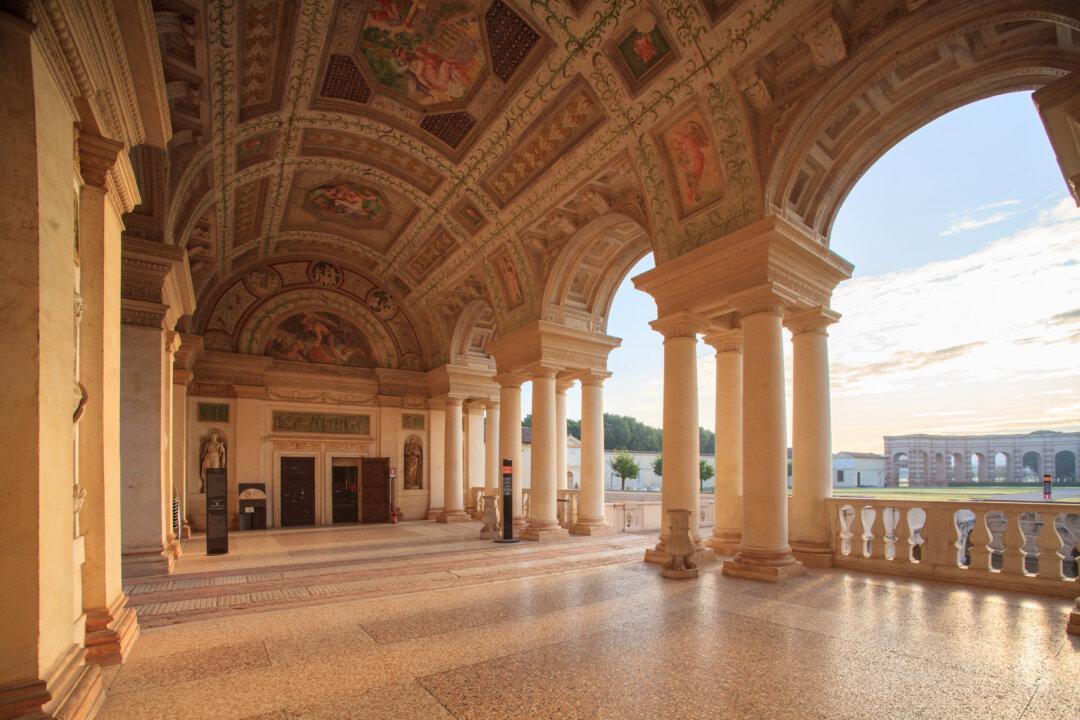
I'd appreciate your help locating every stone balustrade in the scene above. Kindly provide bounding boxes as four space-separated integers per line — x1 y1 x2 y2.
825 498 1080 598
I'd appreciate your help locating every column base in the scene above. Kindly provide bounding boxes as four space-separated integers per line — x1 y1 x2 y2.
1068 604 1080 636
426 507 443 520
645 540 715 565
84 594 140 666
121 542 177 579
790 539 834 568
521 521 568 542
0 646 103 720
702 528 742 556
722 547 804 582
569 518 613 536
512 515 527 529
479 528 499 540
435 510 471 523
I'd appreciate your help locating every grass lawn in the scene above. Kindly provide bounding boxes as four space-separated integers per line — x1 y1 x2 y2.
832 487 1074 502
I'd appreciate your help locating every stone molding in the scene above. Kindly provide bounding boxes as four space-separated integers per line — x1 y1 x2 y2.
485 321 621 377
120 298 167 328
578 369 612 387
800 13 846 71
120 238 195 330
426 363 499 402
494 372 528 389
464 400 486 414
76 129 123 189
0 644 101 720
633 215 852 321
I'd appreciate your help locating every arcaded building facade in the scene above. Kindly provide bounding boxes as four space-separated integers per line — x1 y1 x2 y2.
3 0 1080 717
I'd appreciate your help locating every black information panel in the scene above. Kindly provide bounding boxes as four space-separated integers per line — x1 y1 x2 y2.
495 458 518 543
205 467 229 555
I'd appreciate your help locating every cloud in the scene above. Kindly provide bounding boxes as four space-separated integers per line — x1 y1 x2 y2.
1049 308 1080 325
939 199 1021 236
832 342 985 388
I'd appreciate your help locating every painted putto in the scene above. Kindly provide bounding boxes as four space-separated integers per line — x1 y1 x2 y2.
306 182 389 225
659 107 725 217
263 312 375 368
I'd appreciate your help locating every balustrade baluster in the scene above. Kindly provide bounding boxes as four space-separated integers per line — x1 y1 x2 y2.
1036 512 1064 581
857 506 872 558
869 506 888 560
894 508 911 564
837 506 853 556
968 509 992 572
1001 511 1027 576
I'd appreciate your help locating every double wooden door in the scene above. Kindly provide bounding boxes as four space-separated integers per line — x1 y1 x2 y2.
280 457 315 527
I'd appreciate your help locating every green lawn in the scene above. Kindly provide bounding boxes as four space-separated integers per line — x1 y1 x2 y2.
832 487 1066 502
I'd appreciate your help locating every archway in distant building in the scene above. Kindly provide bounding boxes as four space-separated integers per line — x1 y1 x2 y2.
1056 450 1077 483
1022 451 1041 482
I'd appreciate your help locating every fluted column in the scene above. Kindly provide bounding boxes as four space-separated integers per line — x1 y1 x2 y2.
437 397 469 522
484 399 500 498
523 369 567 541
723 294 804 582
497 374 527 527
646 314 703 564
570 372 611 535
788 307 839 567
555 379 571 491
703 329 742 555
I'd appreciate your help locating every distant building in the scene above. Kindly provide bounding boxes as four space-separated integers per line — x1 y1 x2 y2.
833 452 886 488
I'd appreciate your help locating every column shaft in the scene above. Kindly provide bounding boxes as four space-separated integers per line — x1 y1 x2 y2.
789 316 835 567
484 402 500 496
704 332 742 554
437 398 468 522
523 371 566 540
497 377 526 526
426 404 445 519
465 402 485 516
723 306 803 581
646 319 702 564
555 382 569 491
570 375 610 535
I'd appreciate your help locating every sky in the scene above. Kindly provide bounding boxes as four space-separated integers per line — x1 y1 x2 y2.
524 92 1080 453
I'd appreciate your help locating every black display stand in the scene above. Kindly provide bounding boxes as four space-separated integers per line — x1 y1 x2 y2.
205 467 229 555
494 458 518 543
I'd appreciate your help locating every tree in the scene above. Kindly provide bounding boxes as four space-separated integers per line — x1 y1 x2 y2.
699 459 715 491
651 455 663 477
609 450 640 491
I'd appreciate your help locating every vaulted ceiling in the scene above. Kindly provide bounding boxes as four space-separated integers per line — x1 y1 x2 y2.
142 0 1080 370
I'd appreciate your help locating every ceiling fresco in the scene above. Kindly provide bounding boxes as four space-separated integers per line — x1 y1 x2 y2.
153 0 1080 370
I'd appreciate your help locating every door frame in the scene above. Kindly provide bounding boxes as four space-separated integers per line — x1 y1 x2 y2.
329 454 364 523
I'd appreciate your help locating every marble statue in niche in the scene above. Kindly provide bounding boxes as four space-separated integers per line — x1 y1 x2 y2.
199 430 227 494
404 435 423 490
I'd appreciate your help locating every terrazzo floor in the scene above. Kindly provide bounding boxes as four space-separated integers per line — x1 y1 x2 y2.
100 521 1078 719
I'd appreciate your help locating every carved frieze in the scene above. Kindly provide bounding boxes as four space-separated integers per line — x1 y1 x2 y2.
272 411 371 435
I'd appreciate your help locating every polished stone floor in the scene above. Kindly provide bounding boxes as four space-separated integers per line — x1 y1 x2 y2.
100 521 1078 719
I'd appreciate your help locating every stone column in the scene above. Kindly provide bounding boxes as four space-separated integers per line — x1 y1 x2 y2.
465 401 485 517
75 130 140 666
437 397 469 522
703 329 742 555
723 294 804 581
570 372 611 535
788 307 839 568
523 369 566 541
555 379 571 491
484 399 500 497
646 314 703 564
497 374 527 527
426 400 445 519
172 370 191 533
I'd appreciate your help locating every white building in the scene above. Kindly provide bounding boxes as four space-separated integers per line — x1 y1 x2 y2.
833 452 886 488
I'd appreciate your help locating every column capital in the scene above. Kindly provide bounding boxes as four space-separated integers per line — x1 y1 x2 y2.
165 330 182 355
529 367 558 381
120 298 167 329
77 129 124 189
482 398 501 410
650 311 706 339
464 400 486 415
729 287 787 318
442 395 465 407
173 368 194 386
494 372 527 389
703 328 742 353
555 376 575 393
785 306 840 335
579 370 612 387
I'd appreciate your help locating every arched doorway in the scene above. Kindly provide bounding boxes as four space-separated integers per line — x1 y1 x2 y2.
1022 451 1042 482
1056 450 1077 483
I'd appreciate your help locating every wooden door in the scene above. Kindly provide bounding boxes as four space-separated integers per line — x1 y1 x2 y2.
331 466 358 523
361 457 391 523
280 457 315 526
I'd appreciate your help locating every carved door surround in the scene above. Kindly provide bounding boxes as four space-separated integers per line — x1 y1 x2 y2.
271 437 374 527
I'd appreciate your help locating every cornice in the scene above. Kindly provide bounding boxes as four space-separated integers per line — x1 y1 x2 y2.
120 297 165 328
426 363 499 401
76 129 123 188
485 321 622 376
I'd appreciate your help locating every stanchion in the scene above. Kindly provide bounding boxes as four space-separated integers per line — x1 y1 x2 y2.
494 458 519 543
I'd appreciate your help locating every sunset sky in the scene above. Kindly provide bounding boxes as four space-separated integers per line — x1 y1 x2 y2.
526 92 1080 454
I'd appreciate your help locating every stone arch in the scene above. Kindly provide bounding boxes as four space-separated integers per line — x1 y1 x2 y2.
972 452 987 482
764 1 1080 239
950 452 966 482
994 451 1011 482
933 453 945 485
449 299 497 370
540 212 652 333
892 452 910 487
